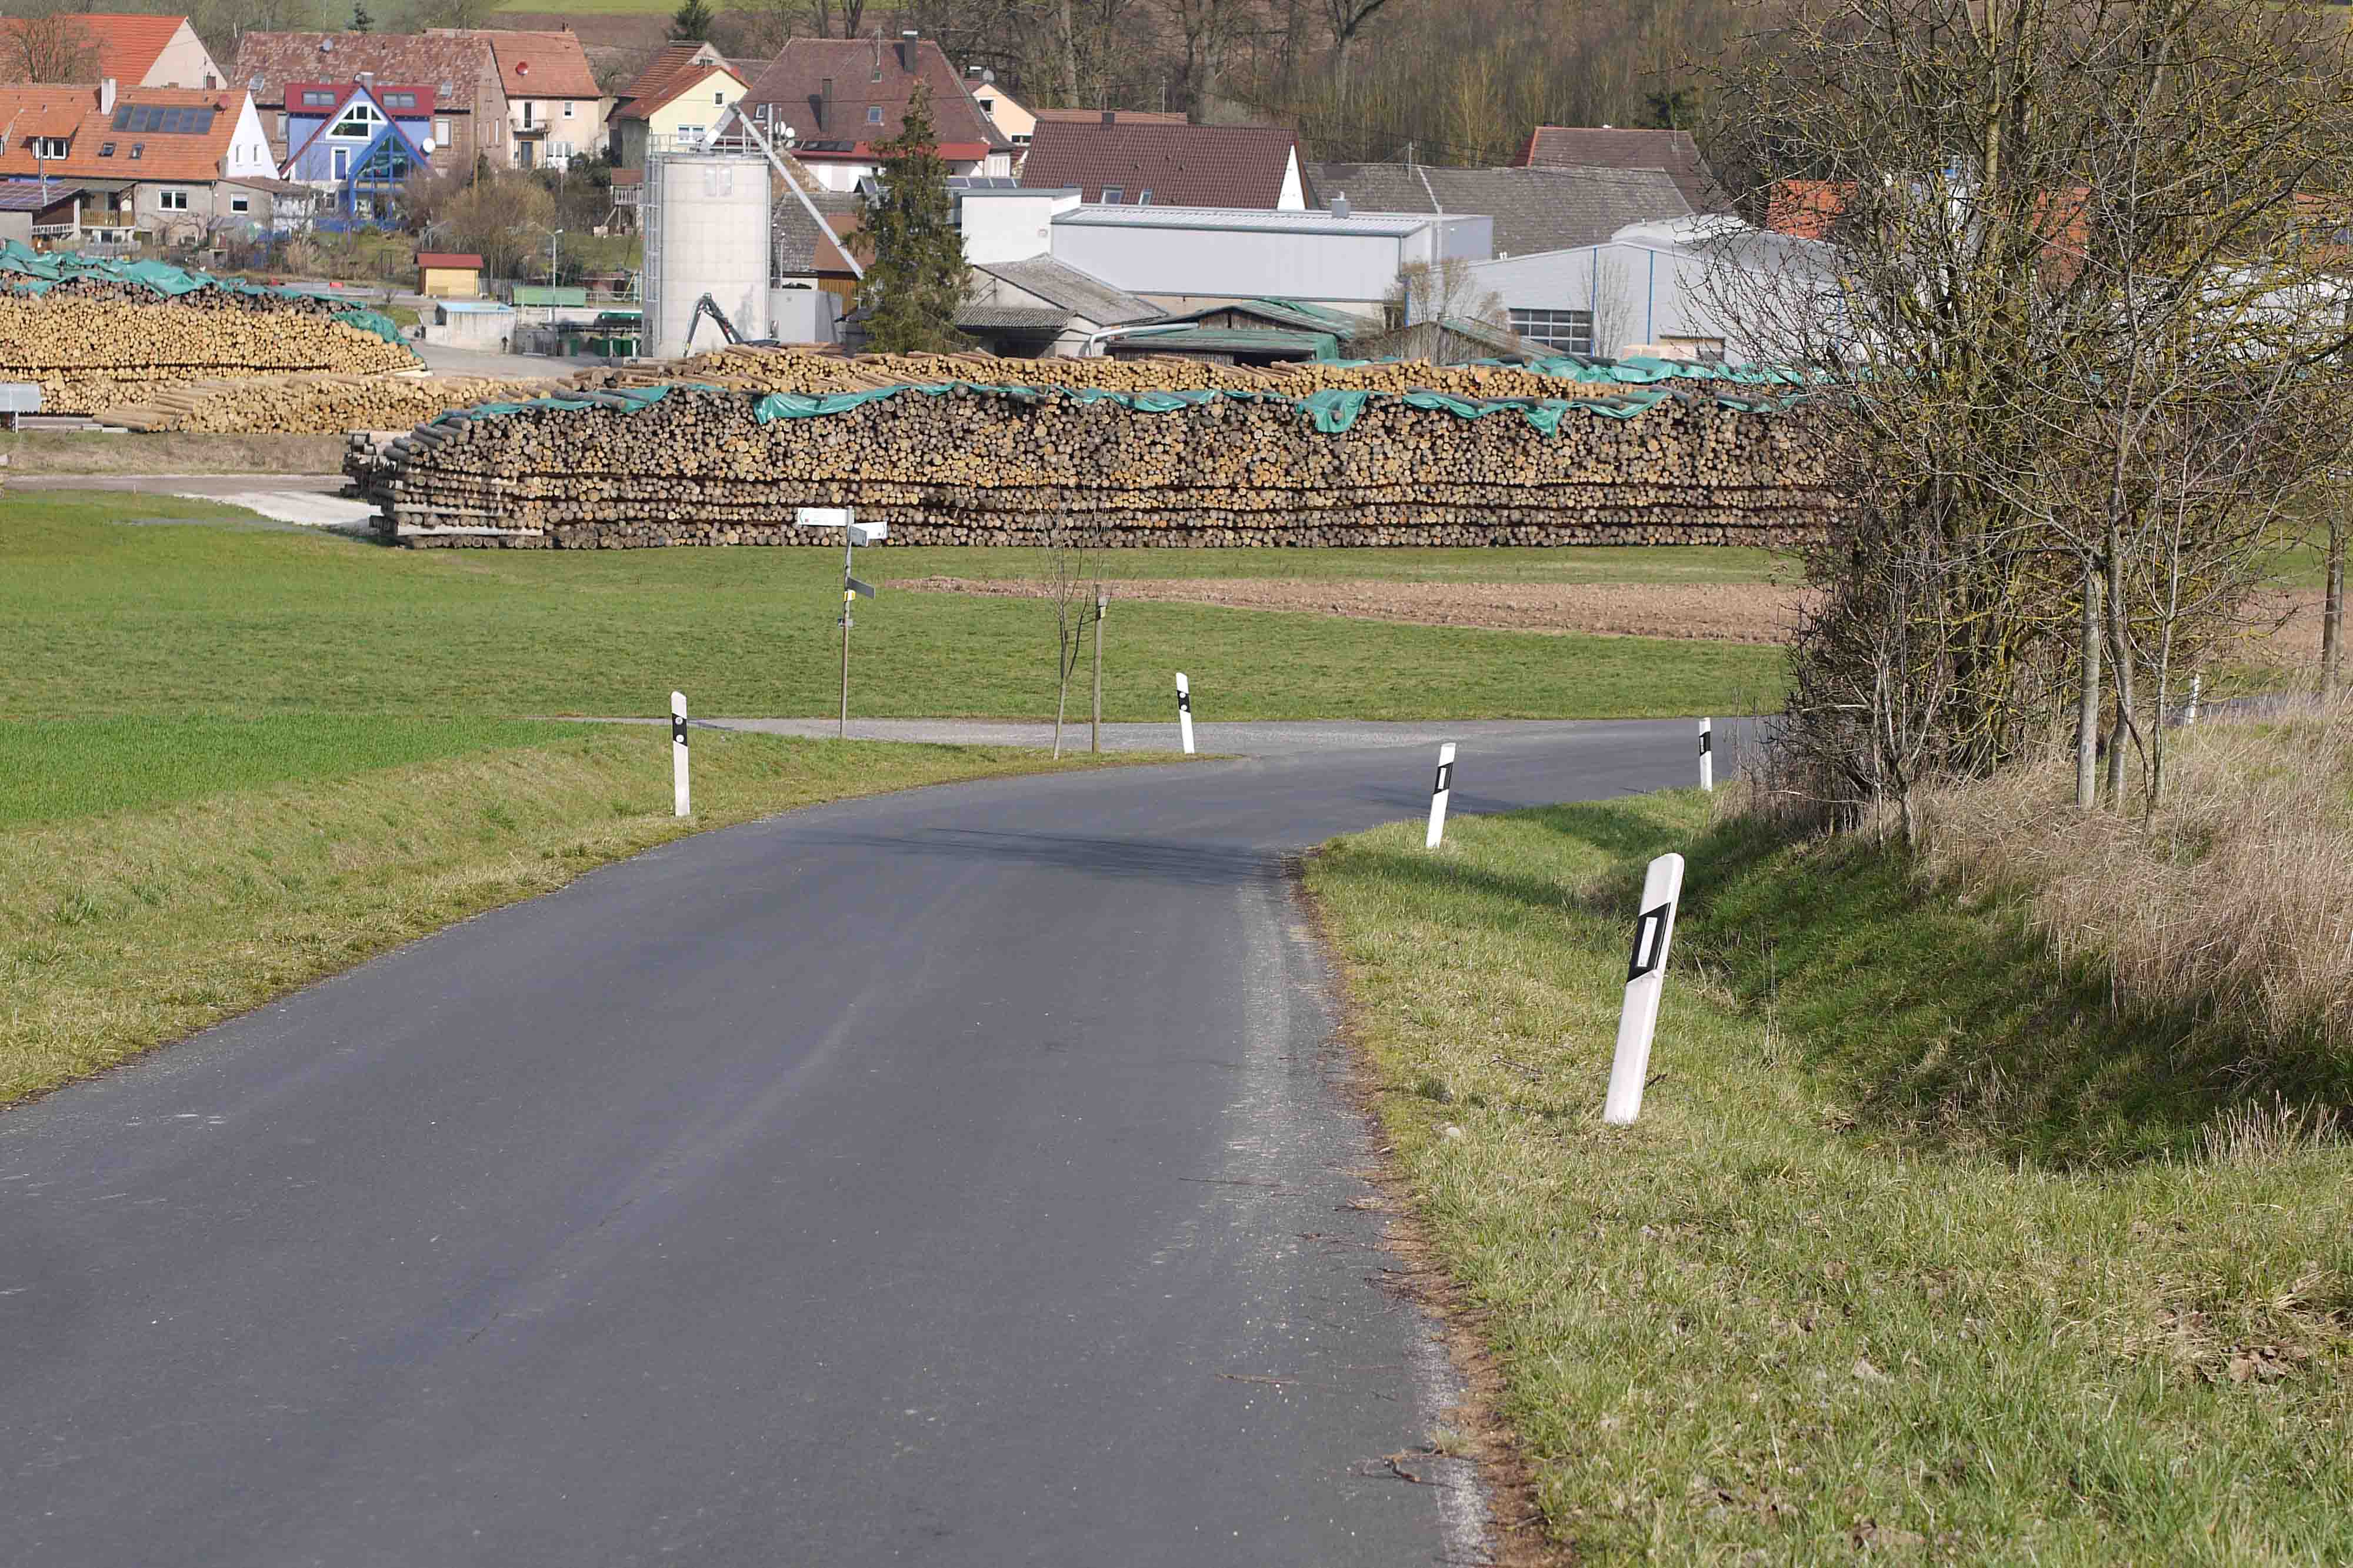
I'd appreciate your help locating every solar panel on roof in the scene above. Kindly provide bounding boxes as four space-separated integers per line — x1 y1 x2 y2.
110 105 216 135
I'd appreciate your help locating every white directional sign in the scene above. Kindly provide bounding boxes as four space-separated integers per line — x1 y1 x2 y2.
1603 852 1685 1126
796 506 852 528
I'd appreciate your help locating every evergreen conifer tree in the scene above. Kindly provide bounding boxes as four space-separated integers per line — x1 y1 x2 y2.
668 0 714 41
855 83 970 354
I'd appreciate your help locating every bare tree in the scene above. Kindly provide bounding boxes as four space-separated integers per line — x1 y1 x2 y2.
0 13 99 84
1706 0 2353 828
1041 521 1098 758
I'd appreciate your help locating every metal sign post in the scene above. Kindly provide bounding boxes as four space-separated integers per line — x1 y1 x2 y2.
796 507 882 739
1604 852 1687 1126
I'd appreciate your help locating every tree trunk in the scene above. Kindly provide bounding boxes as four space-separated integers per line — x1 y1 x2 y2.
2325 509 2345 699
1059 0 1080 106
2076 561 2101 809
2104 534 2132 805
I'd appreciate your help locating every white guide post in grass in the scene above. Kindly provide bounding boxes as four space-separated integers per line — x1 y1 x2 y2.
1698 716 1714 792
671 690 690 817
1425 742 1457 849
1603 852 1686 1126
2185 674 2202 727
1175 672 1195 755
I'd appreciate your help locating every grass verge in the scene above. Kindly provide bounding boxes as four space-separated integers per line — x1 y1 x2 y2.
1307 792 2353 1562
5 432 348 474
1 493 1785 721
1 725 1172 1107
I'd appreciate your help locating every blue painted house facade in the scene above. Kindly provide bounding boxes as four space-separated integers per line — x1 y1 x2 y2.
281 79 436 222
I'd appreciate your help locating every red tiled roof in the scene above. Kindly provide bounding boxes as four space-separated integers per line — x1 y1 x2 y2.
465 31 599 101
0 14 189 88
1765 178 1845 240
418 252 482 268
284 80 438 118
235 32 497 114
743 36 1005 152
1018 119 1299 207
0 84 249 182
615 41 732 120
1518 126 1725 212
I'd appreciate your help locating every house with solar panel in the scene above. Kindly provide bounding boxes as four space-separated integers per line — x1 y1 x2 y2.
0 79 286 247
279 79 435 223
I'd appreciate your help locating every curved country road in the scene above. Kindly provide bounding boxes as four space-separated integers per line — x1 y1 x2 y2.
2 719 1724 1567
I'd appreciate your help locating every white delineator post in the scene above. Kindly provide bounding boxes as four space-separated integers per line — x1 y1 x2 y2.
1603 852 1686 1126
1698 716 1714 792
1425 742 1456 849
1175 672 1195 755
2185 674 2202 727
671 690 690 817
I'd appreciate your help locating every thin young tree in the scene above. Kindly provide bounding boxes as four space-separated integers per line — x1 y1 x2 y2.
855 83 971 354
1042 521 1097 759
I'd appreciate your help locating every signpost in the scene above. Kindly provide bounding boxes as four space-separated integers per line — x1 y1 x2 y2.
796 507 884 738
1603 853 1686 1126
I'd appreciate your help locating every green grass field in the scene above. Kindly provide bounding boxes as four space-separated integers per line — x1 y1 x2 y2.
1308 792 2353 1560
0 493 1787 722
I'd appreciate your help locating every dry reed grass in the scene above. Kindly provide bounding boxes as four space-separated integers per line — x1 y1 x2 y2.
1916 696 2353 1062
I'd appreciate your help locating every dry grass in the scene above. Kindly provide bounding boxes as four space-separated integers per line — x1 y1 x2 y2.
1917 698 2353 1063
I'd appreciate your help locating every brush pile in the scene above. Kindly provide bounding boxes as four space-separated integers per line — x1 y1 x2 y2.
371 377 1831 549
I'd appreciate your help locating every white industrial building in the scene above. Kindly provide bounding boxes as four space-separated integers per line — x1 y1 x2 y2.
1468 215 1835 361
1042 203 1492 322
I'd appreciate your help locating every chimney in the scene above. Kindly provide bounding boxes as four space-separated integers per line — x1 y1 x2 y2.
898 29 917 73
98 77 116 115
1332 194 1349 219
819 77 832 129
1101 109 1114 125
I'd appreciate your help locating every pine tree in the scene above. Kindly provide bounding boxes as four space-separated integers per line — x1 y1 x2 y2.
351 0 375 31
668 0 714 41
855 83 970 354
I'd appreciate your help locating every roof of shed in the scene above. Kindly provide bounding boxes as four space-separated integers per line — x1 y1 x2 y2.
974 255 1159 325
1018 119 1299 208
1306 162 1691 256
955 304 1070 331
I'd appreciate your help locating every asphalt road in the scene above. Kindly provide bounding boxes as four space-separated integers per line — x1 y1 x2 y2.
1 719 1724 1567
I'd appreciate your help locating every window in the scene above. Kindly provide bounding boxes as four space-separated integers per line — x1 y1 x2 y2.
1136 188 1151 205
129 143 144 159
433 118 450 145
678 124 704 144
34 136 69 159
332 146 348 178
866 105 883 125
1508 307 1594 355
159 189 189 211
231 195 250 212
382 92 416 109
99 141 115 157
714 90 725 105
328 102 382 138
302 90 336 107
564 101 575 118
1101 186 1123 203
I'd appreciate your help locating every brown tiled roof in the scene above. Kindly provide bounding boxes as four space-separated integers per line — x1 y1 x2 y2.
0 84 249 182
1517 126 1726 212
1029 106 1185 125
465 31 599 101
743 36 1005 152
235 32 496 113
614 40 737 122
1307 162 1689 256
1018 119 1299 207
418 252 483 268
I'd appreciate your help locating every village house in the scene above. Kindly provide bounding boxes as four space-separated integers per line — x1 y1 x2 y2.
430 29 601 171
0 13 222 91
608 41 746 169
0 79 281 246
235 32 509 171
278 79 435 223
741 32 1011 192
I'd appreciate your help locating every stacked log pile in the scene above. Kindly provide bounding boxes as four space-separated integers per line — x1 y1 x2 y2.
569 345 1695 402
96 372 560 434
0 288 419 413
375 381 1832 549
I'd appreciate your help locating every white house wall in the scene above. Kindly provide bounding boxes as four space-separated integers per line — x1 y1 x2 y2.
225 96 275 181
961 191 1076 263
1470 241 1759 357
1277 151 1304 211
1051 222 1407 306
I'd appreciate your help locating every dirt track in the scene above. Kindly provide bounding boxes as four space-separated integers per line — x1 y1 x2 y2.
887 577 1808 643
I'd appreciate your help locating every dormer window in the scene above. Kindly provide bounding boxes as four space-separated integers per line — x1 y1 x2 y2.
34 136 69 159
302 89 336 106
1101 186 1124 203
99 141 116 156
129 143 144 159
